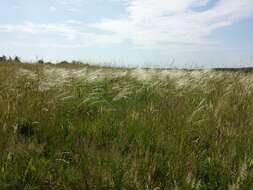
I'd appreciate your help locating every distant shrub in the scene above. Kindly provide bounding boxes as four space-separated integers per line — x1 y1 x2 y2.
59 61 69 64
38 59 44 64
14 56 21 63
0 55 7 62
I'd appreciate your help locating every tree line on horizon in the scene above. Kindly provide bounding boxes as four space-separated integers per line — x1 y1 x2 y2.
0 55 21 63
0 55 85 65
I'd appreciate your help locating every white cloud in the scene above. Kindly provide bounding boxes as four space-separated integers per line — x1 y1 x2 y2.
57 0 84 5
55 0 85 12
12 5 21 9
0 21 119 48
49 6 57 12
66 8 80 12
0 22 75 36
1 0 253 50
92 0 253 47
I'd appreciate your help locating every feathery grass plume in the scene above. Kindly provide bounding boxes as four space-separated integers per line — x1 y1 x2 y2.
0 62 253 189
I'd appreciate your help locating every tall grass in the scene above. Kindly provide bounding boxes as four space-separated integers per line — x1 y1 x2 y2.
0 62 252 189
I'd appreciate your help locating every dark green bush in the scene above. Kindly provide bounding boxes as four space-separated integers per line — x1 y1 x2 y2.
16 117 34 137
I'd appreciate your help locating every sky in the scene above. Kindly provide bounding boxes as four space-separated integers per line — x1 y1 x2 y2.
0 0 253 68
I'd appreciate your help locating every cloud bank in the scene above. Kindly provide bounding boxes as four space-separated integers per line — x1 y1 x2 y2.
93 0 253 47
0 0 253 49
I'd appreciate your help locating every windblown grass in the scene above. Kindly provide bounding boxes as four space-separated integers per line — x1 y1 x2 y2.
0 62 253 189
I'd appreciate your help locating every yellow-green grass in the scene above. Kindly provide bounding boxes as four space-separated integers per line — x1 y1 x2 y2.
0 62 253 189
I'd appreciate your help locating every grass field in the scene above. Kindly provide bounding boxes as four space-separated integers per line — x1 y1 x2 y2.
0 62 253 190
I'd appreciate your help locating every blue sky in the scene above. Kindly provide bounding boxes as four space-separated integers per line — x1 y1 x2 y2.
0 0 253 68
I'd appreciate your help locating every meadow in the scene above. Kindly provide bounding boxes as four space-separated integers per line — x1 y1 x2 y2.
0 61 252 190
